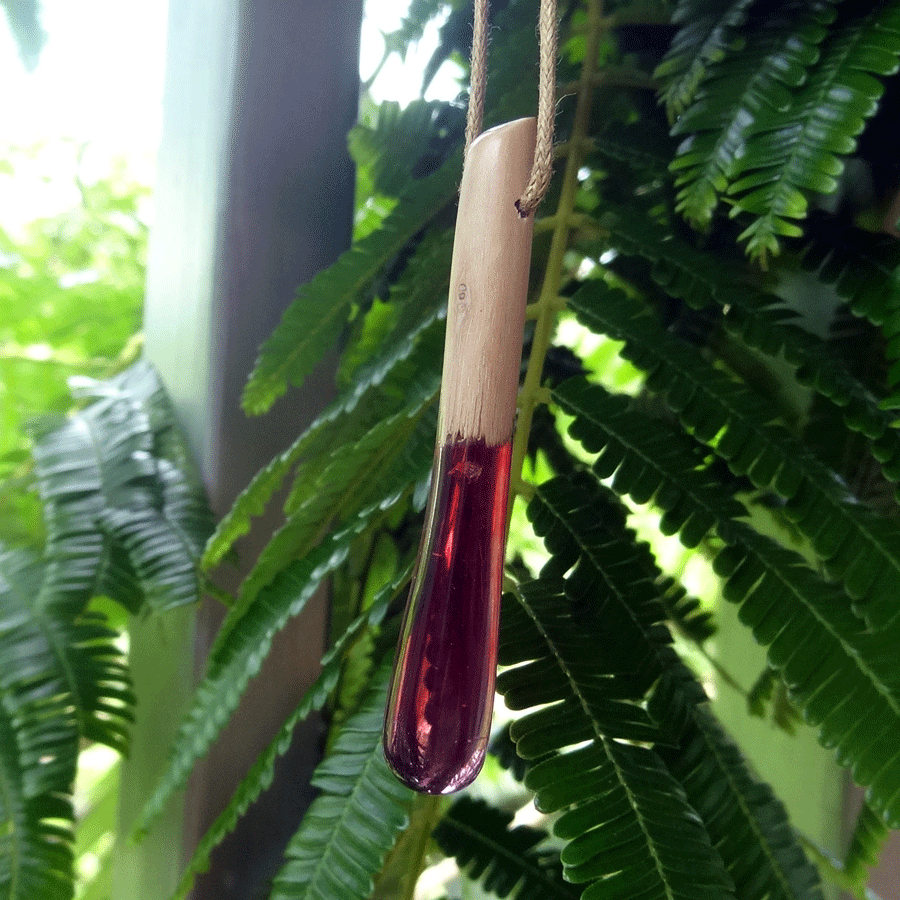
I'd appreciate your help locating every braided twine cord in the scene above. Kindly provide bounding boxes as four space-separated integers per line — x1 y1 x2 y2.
463 0 558 218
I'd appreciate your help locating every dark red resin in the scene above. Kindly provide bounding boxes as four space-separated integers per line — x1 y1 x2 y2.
384 438 512 793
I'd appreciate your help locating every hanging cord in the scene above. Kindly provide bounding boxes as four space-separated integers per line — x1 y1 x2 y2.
464 0 490 161
463 0 559 218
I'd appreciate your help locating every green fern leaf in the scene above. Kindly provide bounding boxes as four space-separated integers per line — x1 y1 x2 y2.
28 362 212 616
806 232 900 415
598 224 900 460
268 664 413 900
600 207 742 308
336 229 450 389
202 299 445 572
30 394 155 613
349 100 458 198
170 572 408 900
0 547 134 774
500 475 737 899
38 609 134 756
655 0 758 120
512 475 820 900
0 706 73 900
100 505 202 612
0 548 78 797
842 800 890 886
550 378 900 824
670 1 836 228
135 511 376 839
727 3 900 261
498 575 735 900
719 293 900 462
569 283 900 629
434 797 576 900
656 576 716 643
0 546 134 900
652 667 824 900
282 365 439 516
229 398 435 627
241 158 458 416
714 525 900 826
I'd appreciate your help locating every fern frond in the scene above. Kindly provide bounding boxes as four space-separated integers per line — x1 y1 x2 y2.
720 294 900 463
349 100 460 198
99 506 201 612
655 0 757 120
714 525 900 826
551 377 900 824
498 572 735 900
842 800 890 886
0 549 78 796
523 473 823 899
242 157 458 416
0 706 73 900
202 301 445 572
498 474 737 899
813 232 900 332
652 666 825 900
268 664 413 900
599 207 743 308
600 221 900 461
282 374 438 517
337 228 449 385
656 576 716 644
807 231 900 413
670 1 836 229
569 283 900 629
0 549 133 778
234 398 435 616
38 609 134 755
434 797 576 900
30 393 155 613
171 571 408 899
28 363 212 616
135 511 376 839
0 546 133 899
727 3 900 261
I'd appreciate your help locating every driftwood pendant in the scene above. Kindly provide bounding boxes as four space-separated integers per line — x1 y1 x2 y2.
384 118 537 793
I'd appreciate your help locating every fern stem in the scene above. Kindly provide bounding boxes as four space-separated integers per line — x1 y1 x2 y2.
798 833 885 900
510 0 606 505
372 794 444 900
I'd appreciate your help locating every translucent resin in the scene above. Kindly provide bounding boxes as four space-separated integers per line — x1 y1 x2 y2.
383 437 512 793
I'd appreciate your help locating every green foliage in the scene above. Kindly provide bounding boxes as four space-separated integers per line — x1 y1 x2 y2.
843 801 890 885
661 0 900 261
0 359 211 899
434 797 576 900
0 145 147 546
268 665 413 900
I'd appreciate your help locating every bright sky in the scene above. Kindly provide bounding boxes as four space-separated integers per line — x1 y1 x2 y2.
0 0 461 231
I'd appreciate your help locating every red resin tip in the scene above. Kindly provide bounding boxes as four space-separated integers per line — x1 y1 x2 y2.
384 438 512 793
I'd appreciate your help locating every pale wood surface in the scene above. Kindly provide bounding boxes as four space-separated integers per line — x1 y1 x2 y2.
440 117 537 446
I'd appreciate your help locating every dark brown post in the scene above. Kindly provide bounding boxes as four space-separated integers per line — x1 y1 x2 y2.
117 2 363 898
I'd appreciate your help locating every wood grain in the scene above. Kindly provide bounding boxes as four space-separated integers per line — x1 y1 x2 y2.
439 117 537 445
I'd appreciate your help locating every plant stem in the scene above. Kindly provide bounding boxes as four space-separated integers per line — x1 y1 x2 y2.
798 833 884 900
510 0 606 505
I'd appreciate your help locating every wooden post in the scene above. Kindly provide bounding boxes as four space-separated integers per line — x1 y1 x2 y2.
116 2 363 898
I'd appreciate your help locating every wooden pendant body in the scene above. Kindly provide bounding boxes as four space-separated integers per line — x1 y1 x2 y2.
440 116 537 445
